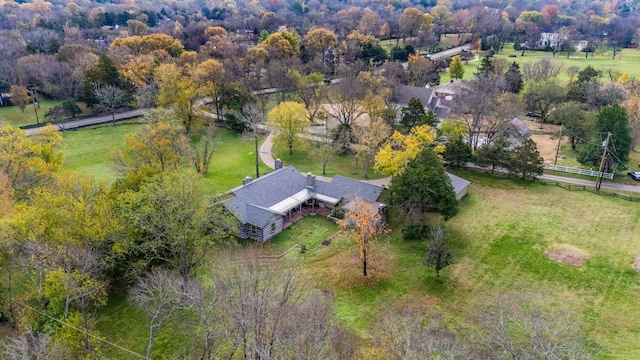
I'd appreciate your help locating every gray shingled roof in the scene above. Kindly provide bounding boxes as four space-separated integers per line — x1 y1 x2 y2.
321 175 384 202
447 172 471 196
394 85 434 106
394 85 450 120
223 167 311 225
509 117 532 139
223 167 383 227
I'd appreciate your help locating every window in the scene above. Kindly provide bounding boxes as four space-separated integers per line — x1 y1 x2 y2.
271 223 276 232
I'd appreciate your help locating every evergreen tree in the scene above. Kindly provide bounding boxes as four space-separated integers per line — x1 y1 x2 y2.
475 57 494 77
504 62 523 93
390 147 458 222
578 104 632 166
443 134 472 168
507 138 544 180
475 136 512 173
401 97 427 129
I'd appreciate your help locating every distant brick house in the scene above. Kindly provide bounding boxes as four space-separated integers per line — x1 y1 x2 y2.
222 165 384 242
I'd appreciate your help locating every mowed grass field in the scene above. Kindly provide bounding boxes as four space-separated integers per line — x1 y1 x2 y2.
294 171 640 357
61 122 140 182
60 122 271 191
271 142 386 180
94 171 640 358
440 45 640 83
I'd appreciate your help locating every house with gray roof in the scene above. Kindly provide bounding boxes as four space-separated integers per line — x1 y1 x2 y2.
501 117 533 148
222 166 384 242
393 85 451 121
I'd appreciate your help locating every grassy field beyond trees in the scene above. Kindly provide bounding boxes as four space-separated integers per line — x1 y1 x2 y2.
0 100 92 128
440 46 640 83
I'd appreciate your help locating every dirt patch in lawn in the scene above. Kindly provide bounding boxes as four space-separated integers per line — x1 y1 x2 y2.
524 120 568 163
545 243 589 266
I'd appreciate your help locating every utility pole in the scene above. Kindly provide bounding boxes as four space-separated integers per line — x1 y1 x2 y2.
554 124 563 166
595 131 611 191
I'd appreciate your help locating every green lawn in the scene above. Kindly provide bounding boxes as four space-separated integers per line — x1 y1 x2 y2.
198 128 271 192
61 121 140 182
0 100 92 128
266 215 339 254
60 123 271 191
271 142 385 180
440 45 640 83
290 171 640 357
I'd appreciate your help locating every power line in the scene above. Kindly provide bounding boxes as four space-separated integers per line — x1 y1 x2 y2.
18 303 146 359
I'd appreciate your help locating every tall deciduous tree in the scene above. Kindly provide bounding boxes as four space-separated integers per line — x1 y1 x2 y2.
338 199 389 277
424 221 453 277
374 124 441 176
523 78 566 126
474 290 593 359
552 102 595 150
368 302 467 358
0 125 63 199
451 75 500 149
288 70 326 123
241 103 265 179
154 62 203 134
112 109 192 183
9 85 30 112
449 55 465 80
214 248 351 359
92 83 127 125
391 147 457 223
129 269 186 360
118 170 231 281
399 8 424 44
354 117 391 179
268 101 309 155
622 93 640 150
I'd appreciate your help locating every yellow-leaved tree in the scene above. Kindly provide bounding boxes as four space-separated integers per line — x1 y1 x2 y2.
267 101 309 155
374 124 443 176
337 199 389 277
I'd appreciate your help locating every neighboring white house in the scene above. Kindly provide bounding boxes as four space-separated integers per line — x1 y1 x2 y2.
537 32 588 51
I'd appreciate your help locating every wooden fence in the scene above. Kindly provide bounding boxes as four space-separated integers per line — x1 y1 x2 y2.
535 178 640 202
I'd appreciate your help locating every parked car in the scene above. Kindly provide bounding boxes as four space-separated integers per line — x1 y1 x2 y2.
526 112 542 118
628 171 640 181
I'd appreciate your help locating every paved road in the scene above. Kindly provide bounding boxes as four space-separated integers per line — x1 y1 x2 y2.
260 130 640 192
426 44 471 60
539 174 640 194
25 109 145 136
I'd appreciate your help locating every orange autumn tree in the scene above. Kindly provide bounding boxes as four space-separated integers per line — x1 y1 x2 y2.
337 199 389 277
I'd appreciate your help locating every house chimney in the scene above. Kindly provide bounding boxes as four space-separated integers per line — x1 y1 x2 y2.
243 176 253 185
306 173 316 188
275 159 283 169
